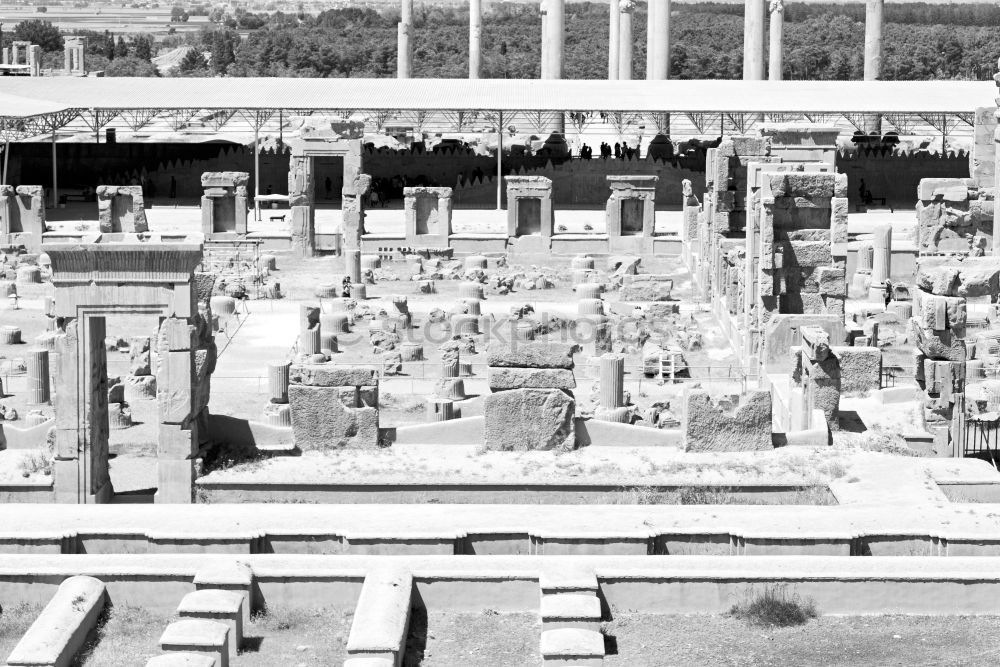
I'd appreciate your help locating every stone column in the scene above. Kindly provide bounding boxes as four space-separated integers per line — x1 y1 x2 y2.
599 353 625 409
470 0 482 79
870 224 892 286
545 0 564 80
768 0 784 81
651 0 671 79
743 0 766 80
267 361 290 404
398 0 413 79
864 0 884 81
618 1 634 81
299 326 321 356
26 348 50 405
427 398 455 422
608 0 620 80
345 248 362 284
646 0 656 80
540 1 549 79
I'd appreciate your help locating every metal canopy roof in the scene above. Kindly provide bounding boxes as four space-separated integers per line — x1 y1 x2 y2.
0 77 994 116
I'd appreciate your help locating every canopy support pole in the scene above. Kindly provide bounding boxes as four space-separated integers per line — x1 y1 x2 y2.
254 125 261 222
51 134 58 209
496 110 503 211
2 141 9 186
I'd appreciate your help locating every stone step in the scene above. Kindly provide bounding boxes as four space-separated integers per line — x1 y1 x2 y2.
146 653 218 667
177 588 245 661
541 593 602 631
540 628 605 666
159 619 230 667
539 569 599 597
193 560 253 630
343 658 396 667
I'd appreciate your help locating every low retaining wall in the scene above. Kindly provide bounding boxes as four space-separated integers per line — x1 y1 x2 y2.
1 554 1000 616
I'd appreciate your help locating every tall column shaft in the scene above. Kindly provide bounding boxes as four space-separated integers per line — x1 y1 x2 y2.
768 1 784 81
398 0 413 79
864 0 884 80
651 0 671 79
469 0 482 79
618 7 633 80
599 353 625 409
545 0 564 80
743 0 766 80
646 0 656 80
871 224 892 284
608 0 620 80
26 348 50 405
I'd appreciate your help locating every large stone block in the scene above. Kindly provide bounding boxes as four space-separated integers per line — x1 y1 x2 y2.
486 342 575 369
288 385 378 449
766 173 834 199
488 367 576 390
832 346 881 394
289 365 378 387
683 390 772 452
484 388 574 451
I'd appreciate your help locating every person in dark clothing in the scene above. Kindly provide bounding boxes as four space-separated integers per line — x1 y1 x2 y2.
614 143 621 159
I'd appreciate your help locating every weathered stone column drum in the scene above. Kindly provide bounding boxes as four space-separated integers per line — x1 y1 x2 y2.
599 353 626 409
268 361 290 404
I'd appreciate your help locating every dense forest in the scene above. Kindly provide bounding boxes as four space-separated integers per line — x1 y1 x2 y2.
3 2 998 80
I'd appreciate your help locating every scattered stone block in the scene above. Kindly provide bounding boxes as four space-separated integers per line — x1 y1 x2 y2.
159 619 230 667
5 576 106 667
488 367 576 391
683 390 772 452
540 628 604 666
177 589 245 663
484 388 575 451
486 341 575 369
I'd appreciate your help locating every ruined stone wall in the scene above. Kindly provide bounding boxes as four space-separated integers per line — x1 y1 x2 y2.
915 178 994 255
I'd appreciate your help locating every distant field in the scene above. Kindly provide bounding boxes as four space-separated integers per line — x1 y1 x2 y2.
0 5 209 35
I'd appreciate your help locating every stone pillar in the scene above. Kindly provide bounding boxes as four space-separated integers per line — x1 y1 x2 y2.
398 0 413 79
650 0 671 80
870 224 892 285
768 0 784 81
864 0 884 81
545 0 564 80
541 1 549 80
743 0 766 80
268 361 290 404
599 353 625 409
618 1 634 81
608 0 620 80
26 348 50 405
470 0 482 79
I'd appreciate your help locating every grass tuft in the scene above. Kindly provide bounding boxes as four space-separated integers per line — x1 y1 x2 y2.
730 586 818 628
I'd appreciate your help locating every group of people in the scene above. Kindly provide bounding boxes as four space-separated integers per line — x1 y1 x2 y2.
597 141 639 160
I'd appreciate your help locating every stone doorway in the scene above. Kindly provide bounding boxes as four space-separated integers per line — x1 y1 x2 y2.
47 238 213 504
620 199 645 235
516 198 542 236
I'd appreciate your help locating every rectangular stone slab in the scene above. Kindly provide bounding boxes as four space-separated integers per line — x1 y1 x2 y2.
488 367 577 390
289 365 378 387
487 341 575 369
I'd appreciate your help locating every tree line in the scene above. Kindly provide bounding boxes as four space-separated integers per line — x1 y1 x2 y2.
2 2 997 81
